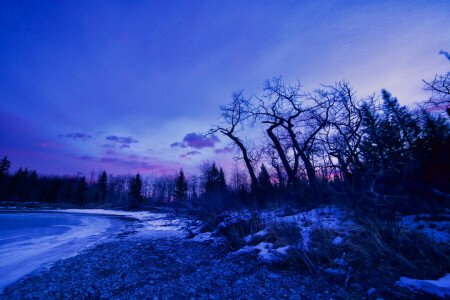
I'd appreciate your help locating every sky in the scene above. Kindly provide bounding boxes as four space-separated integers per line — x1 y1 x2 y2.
0 0 449 177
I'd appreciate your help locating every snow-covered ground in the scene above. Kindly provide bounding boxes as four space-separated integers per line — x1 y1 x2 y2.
401 214 450 244
396 273 450 298
216 206 355 262
189 205 450 297
57 209 186 238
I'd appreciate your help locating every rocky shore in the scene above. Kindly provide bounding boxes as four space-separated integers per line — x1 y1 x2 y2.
1 235 361 299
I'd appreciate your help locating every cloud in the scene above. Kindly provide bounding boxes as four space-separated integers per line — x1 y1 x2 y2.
180 150 202 159
186 151 201 155
170 142 187 148
59 132 93 141
106 136 138 144
214 147 233 154
171 133 220 149
106 135 138 148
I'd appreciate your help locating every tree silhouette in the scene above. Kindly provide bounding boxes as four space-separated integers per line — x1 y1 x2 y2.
173 169 188 202
98 170 108 202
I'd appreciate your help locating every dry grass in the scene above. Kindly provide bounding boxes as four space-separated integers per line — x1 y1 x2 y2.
341 218 450 287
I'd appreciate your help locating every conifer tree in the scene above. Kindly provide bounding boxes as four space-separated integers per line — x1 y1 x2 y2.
218 168 227 190
98 170 108 201
258 164 272 190
128 173 143 201
173 169 188 201
76 177 87 205
0 156 11 179
205 162 220 193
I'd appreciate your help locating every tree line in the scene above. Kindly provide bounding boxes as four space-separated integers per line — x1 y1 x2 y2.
1 55 448 213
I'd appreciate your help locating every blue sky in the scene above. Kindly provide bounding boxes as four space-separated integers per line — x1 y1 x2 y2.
1 1 449 176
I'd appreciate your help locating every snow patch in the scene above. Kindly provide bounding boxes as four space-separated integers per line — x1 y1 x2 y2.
396 274 450 298
332 236 344 245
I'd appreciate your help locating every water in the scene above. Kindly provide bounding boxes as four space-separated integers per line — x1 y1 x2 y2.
0 211 125 290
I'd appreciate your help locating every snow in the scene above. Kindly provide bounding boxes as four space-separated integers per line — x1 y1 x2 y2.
225 206 355 262
55 209 186 238
396 273 450 298
190 232 213 242
332 236 344 245
243 227 269 244
324 268 345 275
58 209 160 221
230 245 254 257
401 214 450 244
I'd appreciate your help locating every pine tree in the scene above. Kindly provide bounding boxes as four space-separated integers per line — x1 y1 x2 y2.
0 156 11 179
98 170 108 201
128 173 143 201
205 162 220 193
173 169 188 201
76 177 87 205
258 164 272 190
218 168 227 190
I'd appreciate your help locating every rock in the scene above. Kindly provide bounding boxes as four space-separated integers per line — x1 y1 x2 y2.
367 287 376 295
188 288 196 294
235 279 244 285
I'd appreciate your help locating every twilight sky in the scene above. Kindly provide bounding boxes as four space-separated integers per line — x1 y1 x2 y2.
0 1 449 176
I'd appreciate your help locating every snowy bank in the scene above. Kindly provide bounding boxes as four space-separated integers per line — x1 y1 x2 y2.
396 274 450 298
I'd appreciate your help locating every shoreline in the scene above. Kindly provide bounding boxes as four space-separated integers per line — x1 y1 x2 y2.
1 237 359 299
0 211 139 292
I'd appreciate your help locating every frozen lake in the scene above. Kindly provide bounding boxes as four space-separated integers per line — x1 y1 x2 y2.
0 211 126 290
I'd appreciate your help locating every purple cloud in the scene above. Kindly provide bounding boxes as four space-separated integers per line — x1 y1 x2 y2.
106 135 138 149
186 151 201 155
106 135 138 144
172 133 220 149
170 142 187 148
214 147 233 154
59 132 93 141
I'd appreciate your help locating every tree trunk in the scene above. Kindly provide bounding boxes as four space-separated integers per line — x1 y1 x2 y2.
225 133 259 190
266 124 297 186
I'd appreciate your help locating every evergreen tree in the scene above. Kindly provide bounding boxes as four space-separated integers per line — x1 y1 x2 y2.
258 164 272 190
382 90 420 154
218 168 227 190
173 169 188 201
0 156 11 178
205 162 220 193
129 173 143 208
98 170 108 201
76 177 87 205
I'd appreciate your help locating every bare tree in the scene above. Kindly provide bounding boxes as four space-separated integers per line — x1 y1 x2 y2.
319 82 365 184
209 91 259 190
255 77 332 194
422 52 450 117
423 72 450 117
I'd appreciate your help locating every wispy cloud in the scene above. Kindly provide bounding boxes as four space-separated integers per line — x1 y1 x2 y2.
180 150 202 159
106 135 138 149
106 135 138 144
214 147 233 154
58 132 93 141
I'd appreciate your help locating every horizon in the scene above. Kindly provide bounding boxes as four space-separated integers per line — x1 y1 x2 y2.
1 1 449 177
